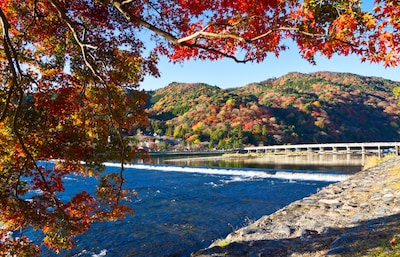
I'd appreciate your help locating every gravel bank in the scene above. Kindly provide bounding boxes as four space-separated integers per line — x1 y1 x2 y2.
192 157 400 257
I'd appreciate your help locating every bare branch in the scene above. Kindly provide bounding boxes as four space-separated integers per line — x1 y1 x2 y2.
120 0 135 5
248 30 274 42
47 1 97 50
109 0 180 44
177 31 247 44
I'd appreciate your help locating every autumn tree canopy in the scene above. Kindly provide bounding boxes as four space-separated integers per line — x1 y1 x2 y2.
0 0 399 255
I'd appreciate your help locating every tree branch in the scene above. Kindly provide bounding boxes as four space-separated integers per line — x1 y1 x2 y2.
108 0 180 44
0 8 19 122
105 3 339 63
1 13 69 220
49 0 131 205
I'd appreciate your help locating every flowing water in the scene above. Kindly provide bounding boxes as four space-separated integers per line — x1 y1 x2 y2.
36 154 363 257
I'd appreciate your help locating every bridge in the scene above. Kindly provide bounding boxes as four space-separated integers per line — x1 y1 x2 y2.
241 142 400 155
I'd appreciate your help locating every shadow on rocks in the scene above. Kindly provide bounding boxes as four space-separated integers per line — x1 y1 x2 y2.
192 213 400 257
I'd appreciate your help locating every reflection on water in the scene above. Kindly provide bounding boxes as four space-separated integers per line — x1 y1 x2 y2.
149 153 367 173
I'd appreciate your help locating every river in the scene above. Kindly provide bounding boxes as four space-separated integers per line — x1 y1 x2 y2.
37 153 364 257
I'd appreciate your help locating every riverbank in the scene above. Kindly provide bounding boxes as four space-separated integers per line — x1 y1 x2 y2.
192 156 400 256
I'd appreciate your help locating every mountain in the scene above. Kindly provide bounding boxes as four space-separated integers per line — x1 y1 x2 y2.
144 72 400 149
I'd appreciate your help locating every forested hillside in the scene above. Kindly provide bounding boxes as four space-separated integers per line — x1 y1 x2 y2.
144 72 400 149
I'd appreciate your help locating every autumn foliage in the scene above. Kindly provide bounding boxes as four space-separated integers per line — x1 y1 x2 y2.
0 0 399 255
147 72 400 149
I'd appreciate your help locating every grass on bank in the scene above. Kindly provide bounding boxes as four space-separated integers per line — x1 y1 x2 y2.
363 154 397 170
365 235 400 257
354 155 400 257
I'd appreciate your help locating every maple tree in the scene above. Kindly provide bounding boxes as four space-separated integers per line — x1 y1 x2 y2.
0 0 399 255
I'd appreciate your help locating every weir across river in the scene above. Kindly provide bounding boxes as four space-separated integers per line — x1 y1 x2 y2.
242 142 400 156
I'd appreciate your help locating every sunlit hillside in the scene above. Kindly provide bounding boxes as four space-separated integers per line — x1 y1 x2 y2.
143 72 400 150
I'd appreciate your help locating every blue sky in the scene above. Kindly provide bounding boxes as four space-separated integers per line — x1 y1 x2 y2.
140 49 399 91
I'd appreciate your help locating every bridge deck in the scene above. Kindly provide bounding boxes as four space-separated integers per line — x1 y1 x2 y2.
242 142 400 155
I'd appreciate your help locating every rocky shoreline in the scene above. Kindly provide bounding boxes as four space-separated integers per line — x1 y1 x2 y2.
192 157 400 257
